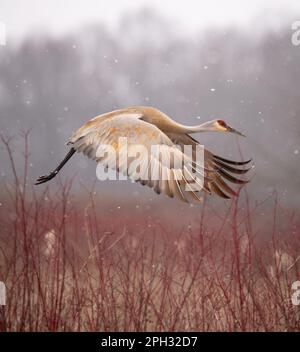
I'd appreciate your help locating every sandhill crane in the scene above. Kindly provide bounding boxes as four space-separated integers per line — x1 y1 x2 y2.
35 106 251 202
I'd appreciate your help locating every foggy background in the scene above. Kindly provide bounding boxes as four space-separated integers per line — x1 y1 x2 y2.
1 0 300 210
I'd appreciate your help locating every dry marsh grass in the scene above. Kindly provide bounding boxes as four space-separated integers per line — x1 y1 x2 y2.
0 134 300 332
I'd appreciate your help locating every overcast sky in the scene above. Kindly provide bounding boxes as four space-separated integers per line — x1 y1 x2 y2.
1 0 300 41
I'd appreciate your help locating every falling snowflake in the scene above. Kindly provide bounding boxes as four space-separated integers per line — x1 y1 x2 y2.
210 88 216 92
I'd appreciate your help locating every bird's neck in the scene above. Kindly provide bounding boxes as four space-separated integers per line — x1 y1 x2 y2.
138 107 216 134
167 120 216 134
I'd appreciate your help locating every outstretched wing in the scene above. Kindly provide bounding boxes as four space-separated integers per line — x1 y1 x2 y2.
67 113 208 203
166 133 251 199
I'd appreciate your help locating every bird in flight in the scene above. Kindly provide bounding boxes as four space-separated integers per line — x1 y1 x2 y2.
35 106 251 202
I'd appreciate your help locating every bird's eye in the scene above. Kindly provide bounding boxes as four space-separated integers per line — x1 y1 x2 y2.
217 120 227 127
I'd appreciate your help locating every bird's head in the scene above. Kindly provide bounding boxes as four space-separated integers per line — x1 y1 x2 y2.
209 119 246 137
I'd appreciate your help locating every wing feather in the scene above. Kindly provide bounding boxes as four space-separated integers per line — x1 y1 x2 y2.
166 133 251 199
68 113 206 202
67 112 250 201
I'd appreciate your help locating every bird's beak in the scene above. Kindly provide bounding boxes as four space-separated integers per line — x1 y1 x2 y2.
227 126 246 137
